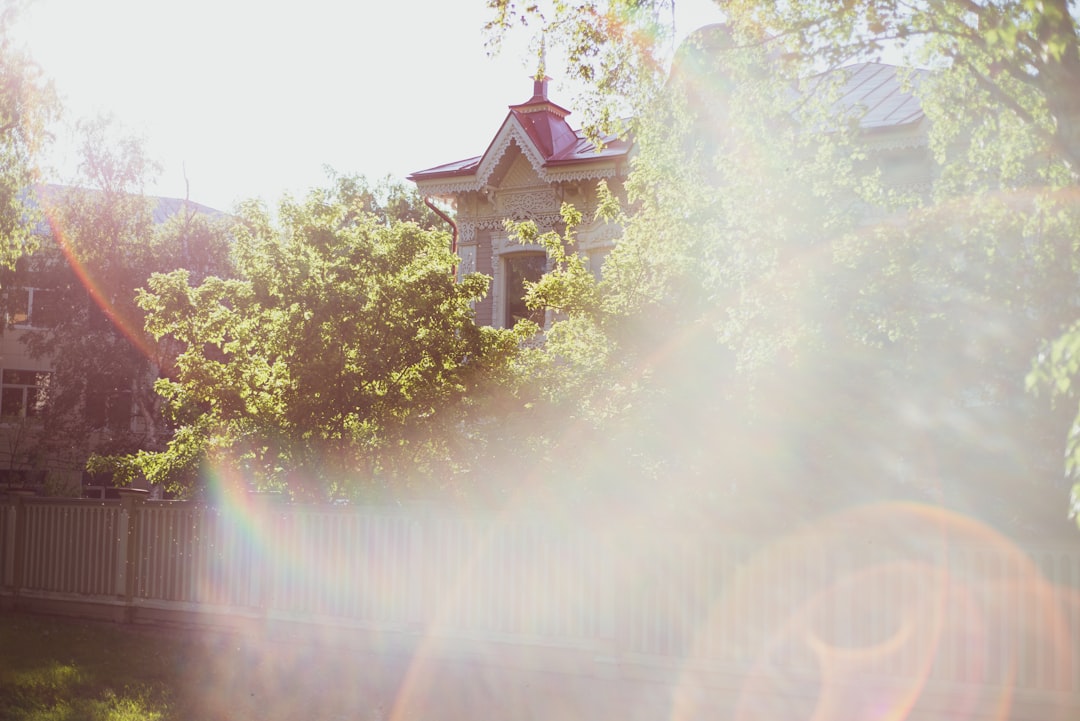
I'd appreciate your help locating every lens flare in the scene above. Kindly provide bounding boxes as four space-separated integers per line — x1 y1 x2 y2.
40 203 159 360
665 503 1078 721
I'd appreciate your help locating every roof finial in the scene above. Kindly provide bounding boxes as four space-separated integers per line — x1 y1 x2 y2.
535 32 547 81
532 32 549 100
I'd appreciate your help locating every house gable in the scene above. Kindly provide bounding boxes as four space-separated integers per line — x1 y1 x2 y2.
410 113 628 198
409 77 631 329
409 77 631 199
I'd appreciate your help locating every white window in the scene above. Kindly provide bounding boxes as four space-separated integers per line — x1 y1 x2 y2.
587 247 612 280
8 287 59 328
0 369 51 418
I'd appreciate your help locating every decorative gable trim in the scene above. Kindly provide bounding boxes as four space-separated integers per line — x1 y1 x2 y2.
482 117 548 187
413 114 623 197
861 124 930 151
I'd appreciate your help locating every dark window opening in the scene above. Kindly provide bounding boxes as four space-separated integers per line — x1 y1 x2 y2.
0 469 46 489
86 374 132 430
30 289 61 328
87 300 113 331
504 253 546 328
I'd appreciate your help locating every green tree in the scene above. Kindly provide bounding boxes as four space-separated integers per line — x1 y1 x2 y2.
714 0 1080 527
0 0 56 269
320 169 444 229
723 0 1080 172
3 118 233 486
485 0 677 140
487 2 1080 530
116 180 521 501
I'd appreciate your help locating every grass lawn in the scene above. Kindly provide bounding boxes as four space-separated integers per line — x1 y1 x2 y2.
1 610 623 721
0 611 389 721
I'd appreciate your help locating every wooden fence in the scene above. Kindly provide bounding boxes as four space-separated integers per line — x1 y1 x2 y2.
3 491 1080 718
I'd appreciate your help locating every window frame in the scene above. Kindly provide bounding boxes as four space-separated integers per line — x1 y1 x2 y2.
0 368 52 420
7 287 59 329
500 251 548 329
491 232 550 330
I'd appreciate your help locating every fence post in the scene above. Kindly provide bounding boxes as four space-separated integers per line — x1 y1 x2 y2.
0 497 11 592
249 492 282 617
3 491 35 604
406 502 432 630
116 489 148 622
593 527 621 675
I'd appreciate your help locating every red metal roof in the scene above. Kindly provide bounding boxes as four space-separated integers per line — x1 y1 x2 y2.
408 77 630 184
408 155 482 180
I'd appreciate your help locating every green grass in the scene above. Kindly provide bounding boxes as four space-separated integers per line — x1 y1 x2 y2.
0 612 383 721
0 614 178 720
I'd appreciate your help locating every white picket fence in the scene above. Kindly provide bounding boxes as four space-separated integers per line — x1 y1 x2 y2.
3 492 1079 714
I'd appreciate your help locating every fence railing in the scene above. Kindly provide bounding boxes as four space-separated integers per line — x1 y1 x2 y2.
3 492 1079 710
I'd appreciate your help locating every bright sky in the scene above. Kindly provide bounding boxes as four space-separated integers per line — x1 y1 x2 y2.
13 0 724 212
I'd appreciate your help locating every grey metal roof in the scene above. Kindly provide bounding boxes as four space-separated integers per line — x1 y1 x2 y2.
30 184 225 224
149 195 225 223
834 62 926 129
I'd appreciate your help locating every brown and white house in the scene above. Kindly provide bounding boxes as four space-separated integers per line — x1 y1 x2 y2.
409 76 633 329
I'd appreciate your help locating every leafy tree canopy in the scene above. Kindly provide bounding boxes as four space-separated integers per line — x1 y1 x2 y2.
317 168 446 229
111 179 522 501
487 1 1080 532
0 0 57 269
